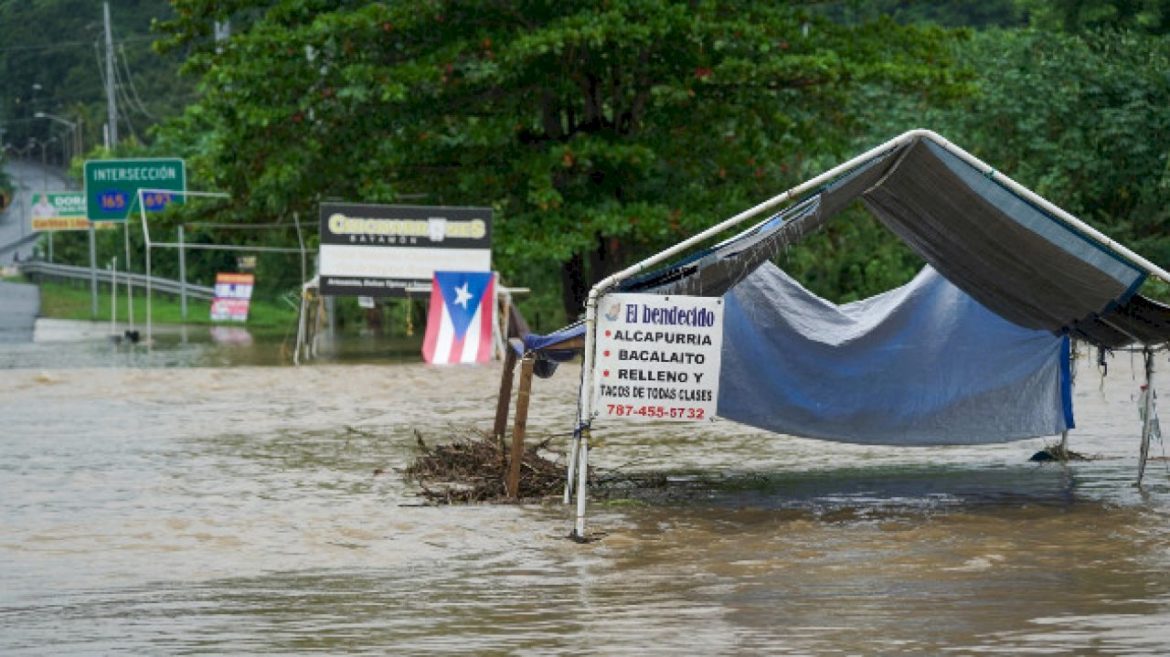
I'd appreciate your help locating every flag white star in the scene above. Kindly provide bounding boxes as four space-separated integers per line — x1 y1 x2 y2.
453 281 473 308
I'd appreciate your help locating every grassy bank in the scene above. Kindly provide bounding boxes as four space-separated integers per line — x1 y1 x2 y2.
36 279 299 330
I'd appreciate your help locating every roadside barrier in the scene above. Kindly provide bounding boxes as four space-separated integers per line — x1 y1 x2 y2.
19 260 215 300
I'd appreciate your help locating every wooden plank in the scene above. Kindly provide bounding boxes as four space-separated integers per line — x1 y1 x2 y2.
507 355 536 498
493 346 519 439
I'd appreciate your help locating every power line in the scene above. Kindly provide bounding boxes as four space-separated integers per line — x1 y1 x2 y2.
111 51 140 142
0 35 155 55
118 43 158 120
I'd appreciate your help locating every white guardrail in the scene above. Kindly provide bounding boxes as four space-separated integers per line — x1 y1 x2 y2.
19 260 215 300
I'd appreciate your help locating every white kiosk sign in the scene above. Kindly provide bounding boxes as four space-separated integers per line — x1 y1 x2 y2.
591 293 723 422
318 202 491 297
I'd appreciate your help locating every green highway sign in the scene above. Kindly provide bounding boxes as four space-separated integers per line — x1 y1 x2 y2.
84 158 186 222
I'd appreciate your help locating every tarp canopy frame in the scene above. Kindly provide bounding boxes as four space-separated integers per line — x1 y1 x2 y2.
561 129 1170 541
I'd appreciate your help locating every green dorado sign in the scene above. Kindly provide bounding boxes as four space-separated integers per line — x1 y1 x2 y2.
84 158 186 221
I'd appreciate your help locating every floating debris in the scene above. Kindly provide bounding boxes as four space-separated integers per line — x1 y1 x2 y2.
404 428 569 504
1029 442 1092 462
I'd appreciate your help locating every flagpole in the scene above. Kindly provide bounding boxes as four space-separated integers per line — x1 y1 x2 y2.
492 272 506 360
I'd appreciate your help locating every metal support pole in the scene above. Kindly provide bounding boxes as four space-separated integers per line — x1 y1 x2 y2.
294 290 308 365
564 431 580 504
507 355 536 498
1138 348 1155 485
123 223 133 329
178 225 187 320
313 294 326 358
293 211 306 287
145 226 152 346
326 295 336 340
109 256 117 335
492 273 506 360
88 223 98 319
572 427 590 541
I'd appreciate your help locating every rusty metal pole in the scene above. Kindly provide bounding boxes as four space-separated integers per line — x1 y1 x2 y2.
506 354 536 498
493 346 519 440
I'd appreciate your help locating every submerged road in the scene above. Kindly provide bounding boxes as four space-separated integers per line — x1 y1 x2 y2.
1 157 69 265
0 280 39 343
1 157 64 341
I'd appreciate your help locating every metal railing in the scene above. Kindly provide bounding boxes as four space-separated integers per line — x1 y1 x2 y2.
19 260 215 300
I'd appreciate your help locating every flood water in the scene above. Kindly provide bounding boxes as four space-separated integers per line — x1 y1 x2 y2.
2 323 1170 655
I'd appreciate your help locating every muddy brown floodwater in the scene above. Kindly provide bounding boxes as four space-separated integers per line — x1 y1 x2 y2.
1 330 1170 655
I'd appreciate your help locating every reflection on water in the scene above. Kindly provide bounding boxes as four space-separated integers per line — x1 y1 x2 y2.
0 318 424 369
209 325 255 346
1 333 1170 654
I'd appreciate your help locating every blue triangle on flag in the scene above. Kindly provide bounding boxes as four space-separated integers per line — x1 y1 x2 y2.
435 271 492 339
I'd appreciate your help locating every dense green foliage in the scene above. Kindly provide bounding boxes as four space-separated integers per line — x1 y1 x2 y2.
150 0 967 323
937 29 1170 264
797 24 1170 302
1020 0 1170 33
819 0 1025 28
8 1 1170 330
0 0 191 162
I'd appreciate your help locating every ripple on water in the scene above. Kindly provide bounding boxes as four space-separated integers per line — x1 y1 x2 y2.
2 351 1170 654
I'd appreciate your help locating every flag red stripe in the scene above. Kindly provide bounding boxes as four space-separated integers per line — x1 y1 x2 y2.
421 278 444 364
448 333 466 363
476 278 495 363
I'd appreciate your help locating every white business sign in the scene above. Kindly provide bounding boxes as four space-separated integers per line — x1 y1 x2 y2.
318 202 491 297
591 293 723 422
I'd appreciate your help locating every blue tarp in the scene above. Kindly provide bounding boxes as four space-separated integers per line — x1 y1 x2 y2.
513 134 1170 445
522 322 585 354
717 262 1072 444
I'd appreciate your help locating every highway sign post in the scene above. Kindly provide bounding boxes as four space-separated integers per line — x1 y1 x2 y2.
84 158 186 221
84 157 186 328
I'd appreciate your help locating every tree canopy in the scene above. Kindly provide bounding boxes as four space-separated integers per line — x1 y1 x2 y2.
154 0 967 319
0 0 190 161
12 0 1170 329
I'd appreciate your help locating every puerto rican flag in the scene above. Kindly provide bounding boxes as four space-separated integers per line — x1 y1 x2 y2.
422 271 496 364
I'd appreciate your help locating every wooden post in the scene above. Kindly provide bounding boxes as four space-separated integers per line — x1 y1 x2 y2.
507 354 535 498
493 346 519 440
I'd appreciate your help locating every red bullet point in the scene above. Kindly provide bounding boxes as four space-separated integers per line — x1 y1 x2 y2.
603 370 610 377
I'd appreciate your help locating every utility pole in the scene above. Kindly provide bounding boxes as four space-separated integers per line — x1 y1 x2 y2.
103 2 117 149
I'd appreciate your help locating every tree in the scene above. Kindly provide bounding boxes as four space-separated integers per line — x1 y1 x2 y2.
817 0 1025 28
0 0 190 162
931 29 1170 267
1018 0 1170 34
156 1 968 323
